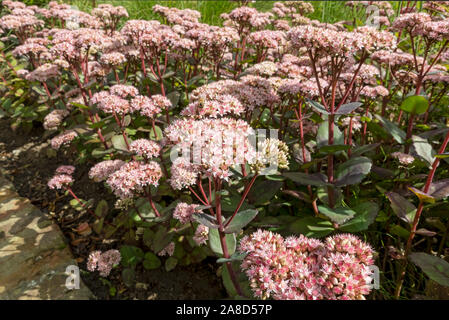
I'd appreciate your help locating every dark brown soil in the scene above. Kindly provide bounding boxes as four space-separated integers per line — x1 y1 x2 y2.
0 118 226 300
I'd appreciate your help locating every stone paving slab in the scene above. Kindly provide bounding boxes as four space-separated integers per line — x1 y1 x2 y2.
0 172 94 300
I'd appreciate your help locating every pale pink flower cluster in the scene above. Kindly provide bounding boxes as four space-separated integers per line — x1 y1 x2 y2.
43 109 70 130
91 85 138 115
106 160 162 199
424 72 449 84
91 91 130 115
239 230 375 300
0 13 44 33
92 3 129 28
153 5 201 26
165 118 256 181
173 202 199 224
221 6 272 33
248 30 286 49
25 63 60 82
182 83 244 118
360 85 389 98
129 139 161 159
55 165 75 175
110 84 139 98
341 116 362 131
158 242 175 257
391 12 432 35
12 39 48 58
193 225 209 246
371 50 419 69
288 26 364 57
182 78 278 117
246 61 278 77
130 95 162 118
100 52 127 66
169 157 201 190
87 249 121 277
16 69 29 78
273 19 291 31
89 160 125 182
391 152 415 165
50 130 78 150
3 0 27 10
48 174 73 190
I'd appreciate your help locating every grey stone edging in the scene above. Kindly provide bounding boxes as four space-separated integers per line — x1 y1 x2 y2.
0 171 94 300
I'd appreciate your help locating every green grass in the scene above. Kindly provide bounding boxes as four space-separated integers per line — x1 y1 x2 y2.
64 1 418 26
66 0 368 26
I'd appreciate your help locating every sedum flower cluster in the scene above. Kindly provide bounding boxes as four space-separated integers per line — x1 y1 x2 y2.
239 230 375 300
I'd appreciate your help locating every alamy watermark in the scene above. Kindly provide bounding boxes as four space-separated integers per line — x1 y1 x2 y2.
65 265 80 290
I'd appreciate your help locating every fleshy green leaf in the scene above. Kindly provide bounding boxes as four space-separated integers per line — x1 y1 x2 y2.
283 172 330 186
217 252 247 264
209 228 236 256
318 144 351 155
429 179 449 200
316 121 344 148
120 245 144 268
340 202 379 232
335 156 372 187
289 216 335 238
95 200 108 218
401 95 429 115
224 209 259 234
409 252 449 287
306 98 329 115
193 212 219 229
352 143 380 156
111 135 129 151
143 252 161 270
318 205 356 225
248 180 282 205
375 115 406 144
412 135 435 166
165 257 178 272
386 192 417 225
335 102 363 115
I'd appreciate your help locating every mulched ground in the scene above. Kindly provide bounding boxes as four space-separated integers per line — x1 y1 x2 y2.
0 118 226 299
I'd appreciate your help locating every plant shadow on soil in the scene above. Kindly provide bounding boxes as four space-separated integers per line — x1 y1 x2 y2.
0 119 226 300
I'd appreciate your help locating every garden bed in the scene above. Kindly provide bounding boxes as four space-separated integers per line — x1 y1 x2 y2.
0 118 225 300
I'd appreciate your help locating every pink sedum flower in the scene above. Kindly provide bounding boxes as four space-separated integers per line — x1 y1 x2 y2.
158 242 175 257
106 160 162 199
129 139 161 159
89 160 125 182
173 202 199 224
48 174 73 190
87 249 121 277
193 225 209 246
239 230 375 300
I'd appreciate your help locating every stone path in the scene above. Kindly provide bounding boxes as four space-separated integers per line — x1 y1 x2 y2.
0 171 93 300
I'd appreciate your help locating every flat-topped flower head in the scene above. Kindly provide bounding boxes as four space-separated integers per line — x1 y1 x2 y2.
51 130 78 150
193 225 209 246
87 249 121 277
55 165 75 176
48 174 73 190
106 160 162 199
89 160 125 182
239 230 375 300
43 109 69 130
129 139 161 159
165 118 257 181
130 95 161 118
173 202 200 224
